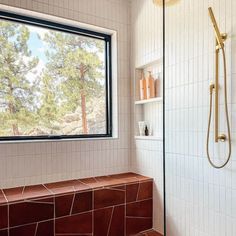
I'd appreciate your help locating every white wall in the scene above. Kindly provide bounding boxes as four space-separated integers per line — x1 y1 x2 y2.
0 0 131 188
130 0 164 234
165 0 236 235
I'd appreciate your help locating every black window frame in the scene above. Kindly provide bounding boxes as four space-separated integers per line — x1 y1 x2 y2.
0 11 113 141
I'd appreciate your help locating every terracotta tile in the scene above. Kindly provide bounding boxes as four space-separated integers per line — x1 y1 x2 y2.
110 173 151 183
55 212 92 234
137 181 153 201
0 190 7 205
126 199 153 218
31 197 54 203
23 185 51 199
80 173 151 189
72 191 92 214
9 201 54 227
126 217 152 236
55 194 74 217
126 183 139 203
108 205 125 236
79 177 103 189
2 187 24 203
109 185 126 190
95 176 126 187
36 220 54 236
55 234 92 236
9 223 36 236
94 207 113 236
0 230 8 236
109 174 139 185
45 180 89 195
0 205 8 229
135 175 152 182
3 185 51 203
110 172 139 179
94 188 125 209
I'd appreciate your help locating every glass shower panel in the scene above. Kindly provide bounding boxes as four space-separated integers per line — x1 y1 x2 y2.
165 0 235 235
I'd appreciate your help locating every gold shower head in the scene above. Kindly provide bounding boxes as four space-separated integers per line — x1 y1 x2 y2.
208 7 224 49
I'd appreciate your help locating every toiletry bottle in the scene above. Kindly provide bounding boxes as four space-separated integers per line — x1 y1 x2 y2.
155 74 161 97
146 71 155 99
145 125 149 136
139 71 147 100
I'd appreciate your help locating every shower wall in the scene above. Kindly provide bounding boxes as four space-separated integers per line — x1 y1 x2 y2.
0 0 131 188
130 0 164 233
165 0 236 235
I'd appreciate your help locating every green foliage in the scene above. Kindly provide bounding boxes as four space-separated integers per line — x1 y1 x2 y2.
38 72 59 131
0 21 39 135
0 20 106 136
43 31 105 133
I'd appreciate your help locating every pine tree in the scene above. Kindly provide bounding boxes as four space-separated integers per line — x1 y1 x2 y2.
0 21 39 135
44 32 104 134
38 72 58 132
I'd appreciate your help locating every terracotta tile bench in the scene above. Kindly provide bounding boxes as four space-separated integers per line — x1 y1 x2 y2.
0 172 153 236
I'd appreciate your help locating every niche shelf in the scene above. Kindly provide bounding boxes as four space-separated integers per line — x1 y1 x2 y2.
133 58 163 140
135 136 163 141
135 97 163 105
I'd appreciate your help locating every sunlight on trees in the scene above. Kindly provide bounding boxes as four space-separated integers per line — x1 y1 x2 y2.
0 20 107 137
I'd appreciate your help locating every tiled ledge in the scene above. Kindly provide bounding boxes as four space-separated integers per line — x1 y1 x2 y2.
137 229 163 236
0 172 151 205
0 172 154 236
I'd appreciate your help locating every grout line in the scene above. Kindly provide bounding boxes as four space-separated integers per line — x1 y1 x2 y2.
7 219 54 230
42 184 54 195
136 182 141 201
54 196 55 236
34 222 38 236
107 206 114 236
1 190 8 203
69 193 76 215
92 190 94 234
21 186 25 195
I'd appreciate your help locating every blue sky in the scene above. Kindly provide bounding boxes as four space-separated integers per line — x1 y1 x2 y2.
27 25 49 63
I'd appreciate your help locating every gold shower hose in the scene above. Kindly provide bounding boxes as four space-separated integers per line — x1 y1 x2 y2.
206 47 231 169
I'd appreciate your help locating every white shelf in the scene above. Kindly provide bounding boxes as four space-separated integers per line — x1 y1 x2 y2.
135 57 163 69
135 97 163 105
135 136 163 141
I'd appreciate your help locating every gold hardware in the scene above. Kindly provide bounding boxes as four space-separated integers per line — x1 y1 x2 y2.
209 82 215 93
206 7 231 169
218 134 226 142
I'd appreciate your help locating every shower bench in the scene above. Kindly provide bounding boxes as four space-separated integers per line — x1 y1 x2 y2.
0 172 153 236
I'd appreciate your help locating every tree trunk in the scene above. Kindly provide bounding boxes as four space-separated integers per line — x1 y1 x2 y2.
8 80 19 135
81 91 88 134
8 102 19 135
12 123 19 135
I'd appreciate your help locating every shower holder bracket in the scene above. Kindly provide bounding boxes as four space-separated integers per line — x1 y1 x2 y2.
218 134 226 142
216 33 227 50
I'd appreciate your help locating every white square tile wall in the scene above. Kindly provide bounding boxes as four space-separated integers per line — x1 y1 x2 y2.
0 0 131 188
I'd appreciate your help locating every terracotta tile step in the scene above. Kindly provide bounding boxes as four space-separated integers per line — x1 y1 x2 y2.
0 172 152 205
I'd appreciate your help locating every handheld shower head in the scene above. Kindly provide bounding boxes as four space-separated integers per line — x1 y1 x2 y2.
208 7 224 48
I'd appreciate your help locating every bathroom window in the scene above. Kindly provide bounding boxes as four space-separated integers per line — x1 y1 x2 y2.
0 11 112 141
